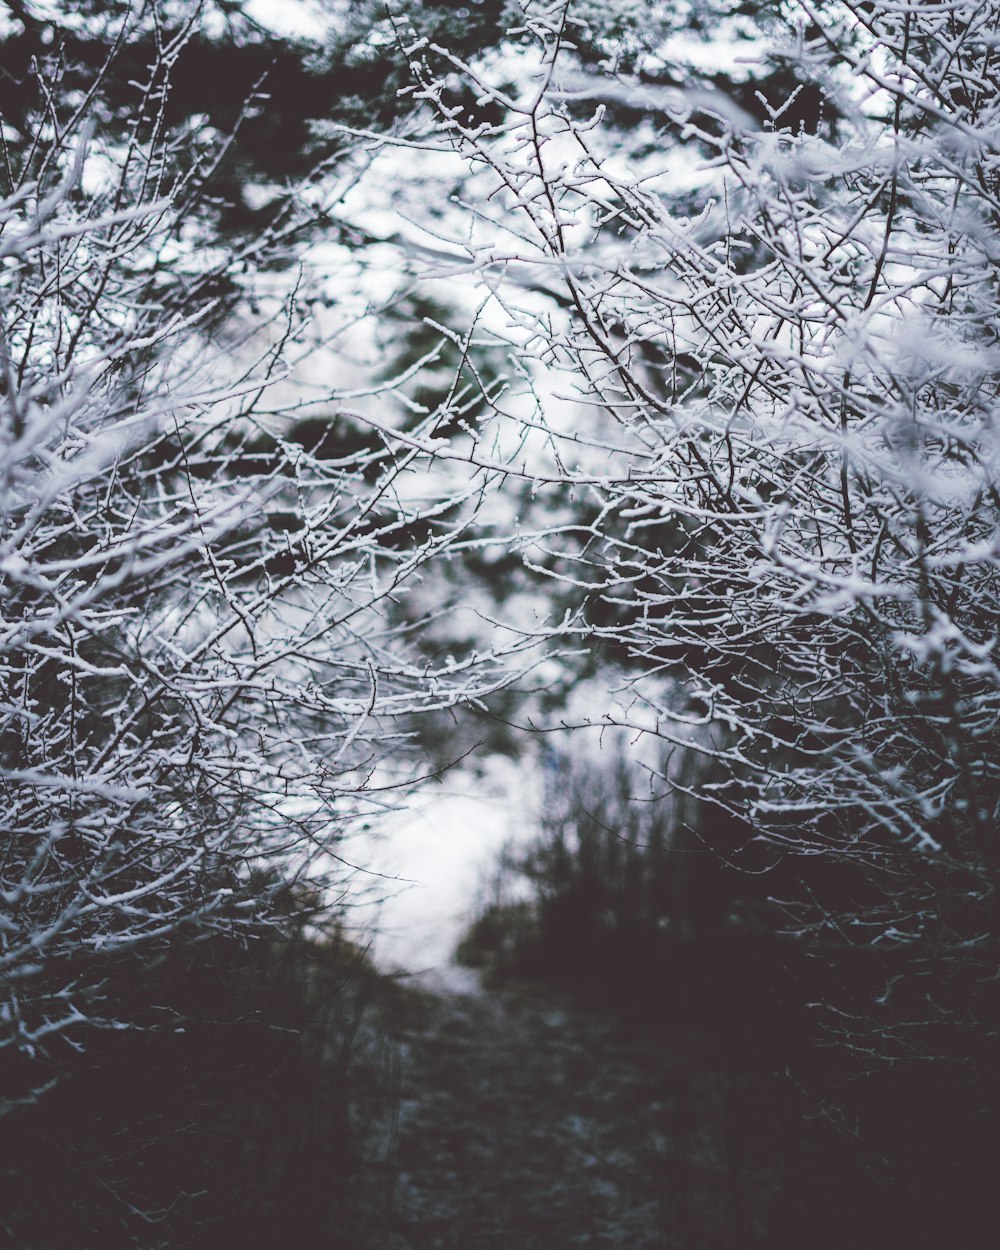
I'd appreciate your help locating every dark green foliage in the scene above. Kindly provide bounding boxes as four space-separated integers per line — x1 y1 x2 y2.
0 1 512 233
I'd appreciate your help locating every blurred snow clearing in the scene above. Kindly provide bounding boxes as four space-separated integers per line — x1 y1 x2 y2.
349 756 532 988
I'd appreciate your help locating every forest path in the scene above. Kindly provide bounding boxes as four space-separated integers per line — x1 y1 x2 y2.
375 978 726 1250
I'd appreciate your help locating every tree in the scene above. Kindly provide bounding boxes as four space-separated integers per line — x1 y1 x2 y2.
0 2 518 1093
356 0 1000 1228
